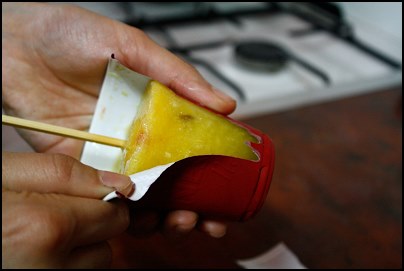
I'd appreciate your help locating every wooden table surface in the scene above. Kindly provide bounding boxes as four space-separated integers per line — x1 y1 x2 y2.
110 87 402 269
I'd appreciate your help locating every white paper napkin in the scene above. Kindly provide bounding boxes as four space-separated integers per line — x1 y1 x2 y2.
236 242 306 269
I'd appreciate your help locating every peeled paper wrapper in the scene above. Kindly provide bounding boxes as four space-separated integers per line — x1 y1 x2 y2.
81 57 275 221
81 58 172 202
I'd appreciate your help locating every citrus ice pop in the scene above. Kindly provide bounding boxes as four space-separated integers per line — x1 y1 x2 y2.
122 80 258 175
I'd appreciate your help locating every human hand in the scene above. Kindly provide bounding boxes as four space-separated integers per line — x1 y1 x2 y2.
2 2 236 157
2 152 133 268
2 3 229 239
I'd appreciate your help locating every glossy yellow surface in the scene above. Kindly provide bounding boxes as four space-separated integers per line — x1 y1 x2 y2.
122 80 258 175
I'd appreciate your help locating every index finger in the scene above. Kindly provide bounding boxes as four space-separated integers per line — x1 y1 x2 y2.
2 152 134 199
114 25 237 115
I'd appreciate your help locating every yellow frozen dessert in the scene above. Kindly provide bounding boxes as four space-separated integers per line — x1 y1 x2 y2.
122 80 258 175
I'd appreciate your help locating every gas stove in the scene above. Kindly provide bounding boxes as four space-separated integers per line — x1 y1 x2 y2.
64 3 404 118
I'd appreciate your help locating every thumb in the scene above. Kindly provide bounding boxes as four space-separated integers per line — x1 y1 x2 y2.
115 25 236 115
2 152 134 199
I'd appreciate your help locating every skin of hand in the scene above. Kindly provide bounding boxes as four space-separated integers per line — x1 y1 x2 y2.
2 152 133 269
2 3 228 240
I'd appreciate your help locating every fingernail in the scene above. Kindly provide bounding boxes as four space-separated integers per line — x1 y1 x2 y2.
209 229 226 238
212 87 235 103
201 222 227 238
99 171 135 197
211 87 237 114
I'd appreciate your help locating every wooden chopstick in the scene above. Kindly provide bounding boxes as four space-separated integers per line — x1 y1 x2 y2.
2 115 126 148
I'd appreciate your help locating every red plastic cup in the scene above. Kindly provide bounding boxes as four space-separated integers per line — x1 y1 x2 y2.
129 119 275 221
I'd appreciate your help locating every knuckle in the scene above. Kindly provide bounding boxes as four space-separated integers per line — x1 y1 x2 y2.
133 27 145 38
48 153 76 183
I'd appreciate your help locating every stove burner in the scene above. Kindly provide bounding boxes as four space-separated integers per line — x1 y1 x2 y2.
235 41 288 72
235 40 330 85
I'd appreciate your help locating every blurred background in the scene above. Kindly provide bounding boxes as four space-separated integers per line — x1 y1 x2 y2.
3 2 402 269
65 2 402 118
